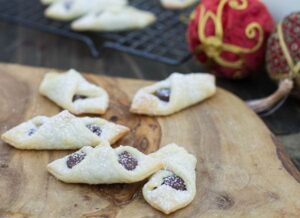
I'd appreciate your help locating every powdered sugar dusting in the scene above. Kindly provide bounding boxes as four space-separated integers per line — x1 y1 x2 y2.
147 185 191 212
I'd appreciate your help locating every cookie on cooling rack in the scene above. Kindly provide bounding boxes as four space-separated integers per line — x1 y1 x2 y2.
160 0 198 9
45 0 128 21
71 5 156 32
40 0 62 5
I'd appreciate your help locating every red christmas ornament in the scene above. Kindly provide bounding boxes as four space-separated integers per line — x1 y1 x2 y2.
187 0 275 79
248 12 300 113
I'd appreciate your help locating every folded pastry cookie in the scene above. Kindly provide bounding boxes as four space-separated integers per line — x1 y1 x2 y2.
45 0 128 21
47 145 163 184
160 0 197 9
143 143 197 214
71 6 156 32
1 110 129 150
130 73 216 116
39 69 109 115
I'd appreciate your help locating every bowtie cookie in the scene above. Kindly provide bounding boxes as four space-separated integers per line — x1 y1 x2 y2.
1 110 129 150
71 6 156 32
130 73 216 116
45 0 128 21
47 145 163 184
160 0 197 9
143 143 197 214
39 69 109 115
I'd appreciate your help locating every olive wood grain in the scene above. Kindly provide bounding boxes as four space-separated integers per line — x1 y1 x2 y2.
0 63 299 218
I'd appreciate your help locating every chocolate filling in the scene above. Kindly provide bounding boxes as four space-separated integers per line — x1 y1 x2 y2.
154 88 171 102
66 152 86 169
28 128 36 136
72 95 88 102
86 124 102 137
28 122 44 136
118 151 138 171
162 174 187 191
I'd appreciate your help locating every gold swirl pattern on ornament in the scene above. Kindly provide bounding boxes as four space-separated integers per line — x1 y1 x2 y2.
277 22 300 78
195 0 264 69
228 0 248 10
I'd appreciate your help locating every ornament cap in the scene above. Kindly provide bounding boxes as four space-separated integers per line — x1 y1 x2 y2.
247 79 293 113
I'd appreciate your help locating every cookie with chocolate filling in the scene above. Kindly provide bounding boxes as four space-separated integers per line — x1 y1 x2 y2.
39 69 109 115
143 143 197 214
47 145 163 184
1 110 129 149
130 73 216 116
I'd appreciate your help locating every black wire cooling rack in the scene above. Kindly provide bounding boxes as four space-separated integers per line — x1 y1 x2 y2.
0 0 194 64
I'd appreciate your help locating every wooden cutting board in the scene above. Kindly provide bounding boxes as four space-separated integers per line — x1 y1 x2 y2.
0 63 300 218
